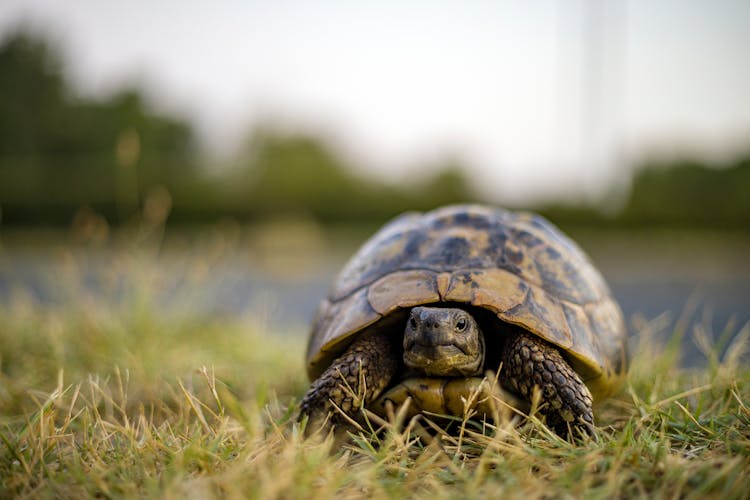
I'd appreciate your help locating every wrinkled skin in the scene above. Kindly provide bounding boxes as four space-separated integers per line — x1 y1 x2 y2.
299 307 594 438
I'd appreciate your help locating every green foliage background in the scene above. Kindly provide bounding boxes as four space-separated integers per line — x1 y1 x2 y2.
1 29 749 229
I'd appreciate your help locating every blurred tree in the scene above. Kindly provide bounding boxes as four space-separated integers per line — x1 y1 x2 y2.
540 153 750 229
0 29 197 225
234 129 477 224
0 30 66 157
415 161 474 210
621 156 750 228
242 129 357 218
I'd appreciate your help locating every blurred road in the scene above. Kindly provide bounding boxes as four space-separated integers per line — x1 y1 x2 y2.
1 228 747 367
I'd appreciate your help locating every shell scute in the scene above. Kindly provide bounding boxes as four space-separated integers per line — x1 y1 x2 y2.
503 286 573 351
443 268 526 312
306 287 382 378
367 270 440 315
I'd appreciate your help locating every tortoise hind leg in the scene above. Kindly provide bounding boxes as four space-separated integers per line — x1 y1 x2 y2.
300 332 398 433
500 331 594 437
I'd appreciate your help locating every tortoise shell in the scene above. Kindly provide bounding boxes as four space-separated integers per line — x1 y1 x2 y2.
306 205 628 400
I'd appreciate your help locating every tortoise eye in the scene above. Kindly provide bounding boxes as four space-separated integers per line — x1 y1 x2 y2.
409 317 418 329
456 318 467 332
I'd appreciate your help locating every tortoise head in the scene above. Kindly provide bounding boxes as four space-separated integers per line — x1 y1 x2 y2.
403 306 485 377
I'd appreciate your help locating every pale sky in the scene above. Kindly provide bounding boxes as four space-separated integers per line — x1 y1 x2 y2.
1 0 749 204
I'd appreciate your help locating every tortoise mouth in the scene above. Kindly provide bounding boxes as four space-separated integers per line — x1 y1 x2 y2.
403 344 484 377
406 343 467 359
404 339 469 358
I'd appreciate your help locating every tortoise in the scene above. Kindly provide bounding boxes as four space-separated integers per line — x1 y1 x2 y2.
300 204 628 437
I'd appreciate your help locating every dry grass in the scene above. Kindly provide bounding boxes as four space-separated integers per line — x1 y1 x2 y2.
0 235 748 499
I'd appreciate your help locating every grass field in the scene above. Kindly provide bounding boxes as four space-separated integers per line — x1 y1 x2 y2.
1 236 748 499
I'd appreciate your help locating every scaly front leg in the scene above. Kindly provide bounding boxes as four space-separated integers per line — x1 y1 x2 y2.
501 331 594 437
300 332 398 433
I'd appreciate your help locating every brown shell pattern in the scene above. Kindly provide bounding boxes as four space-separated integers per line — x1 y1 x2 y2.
306 205 628 399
